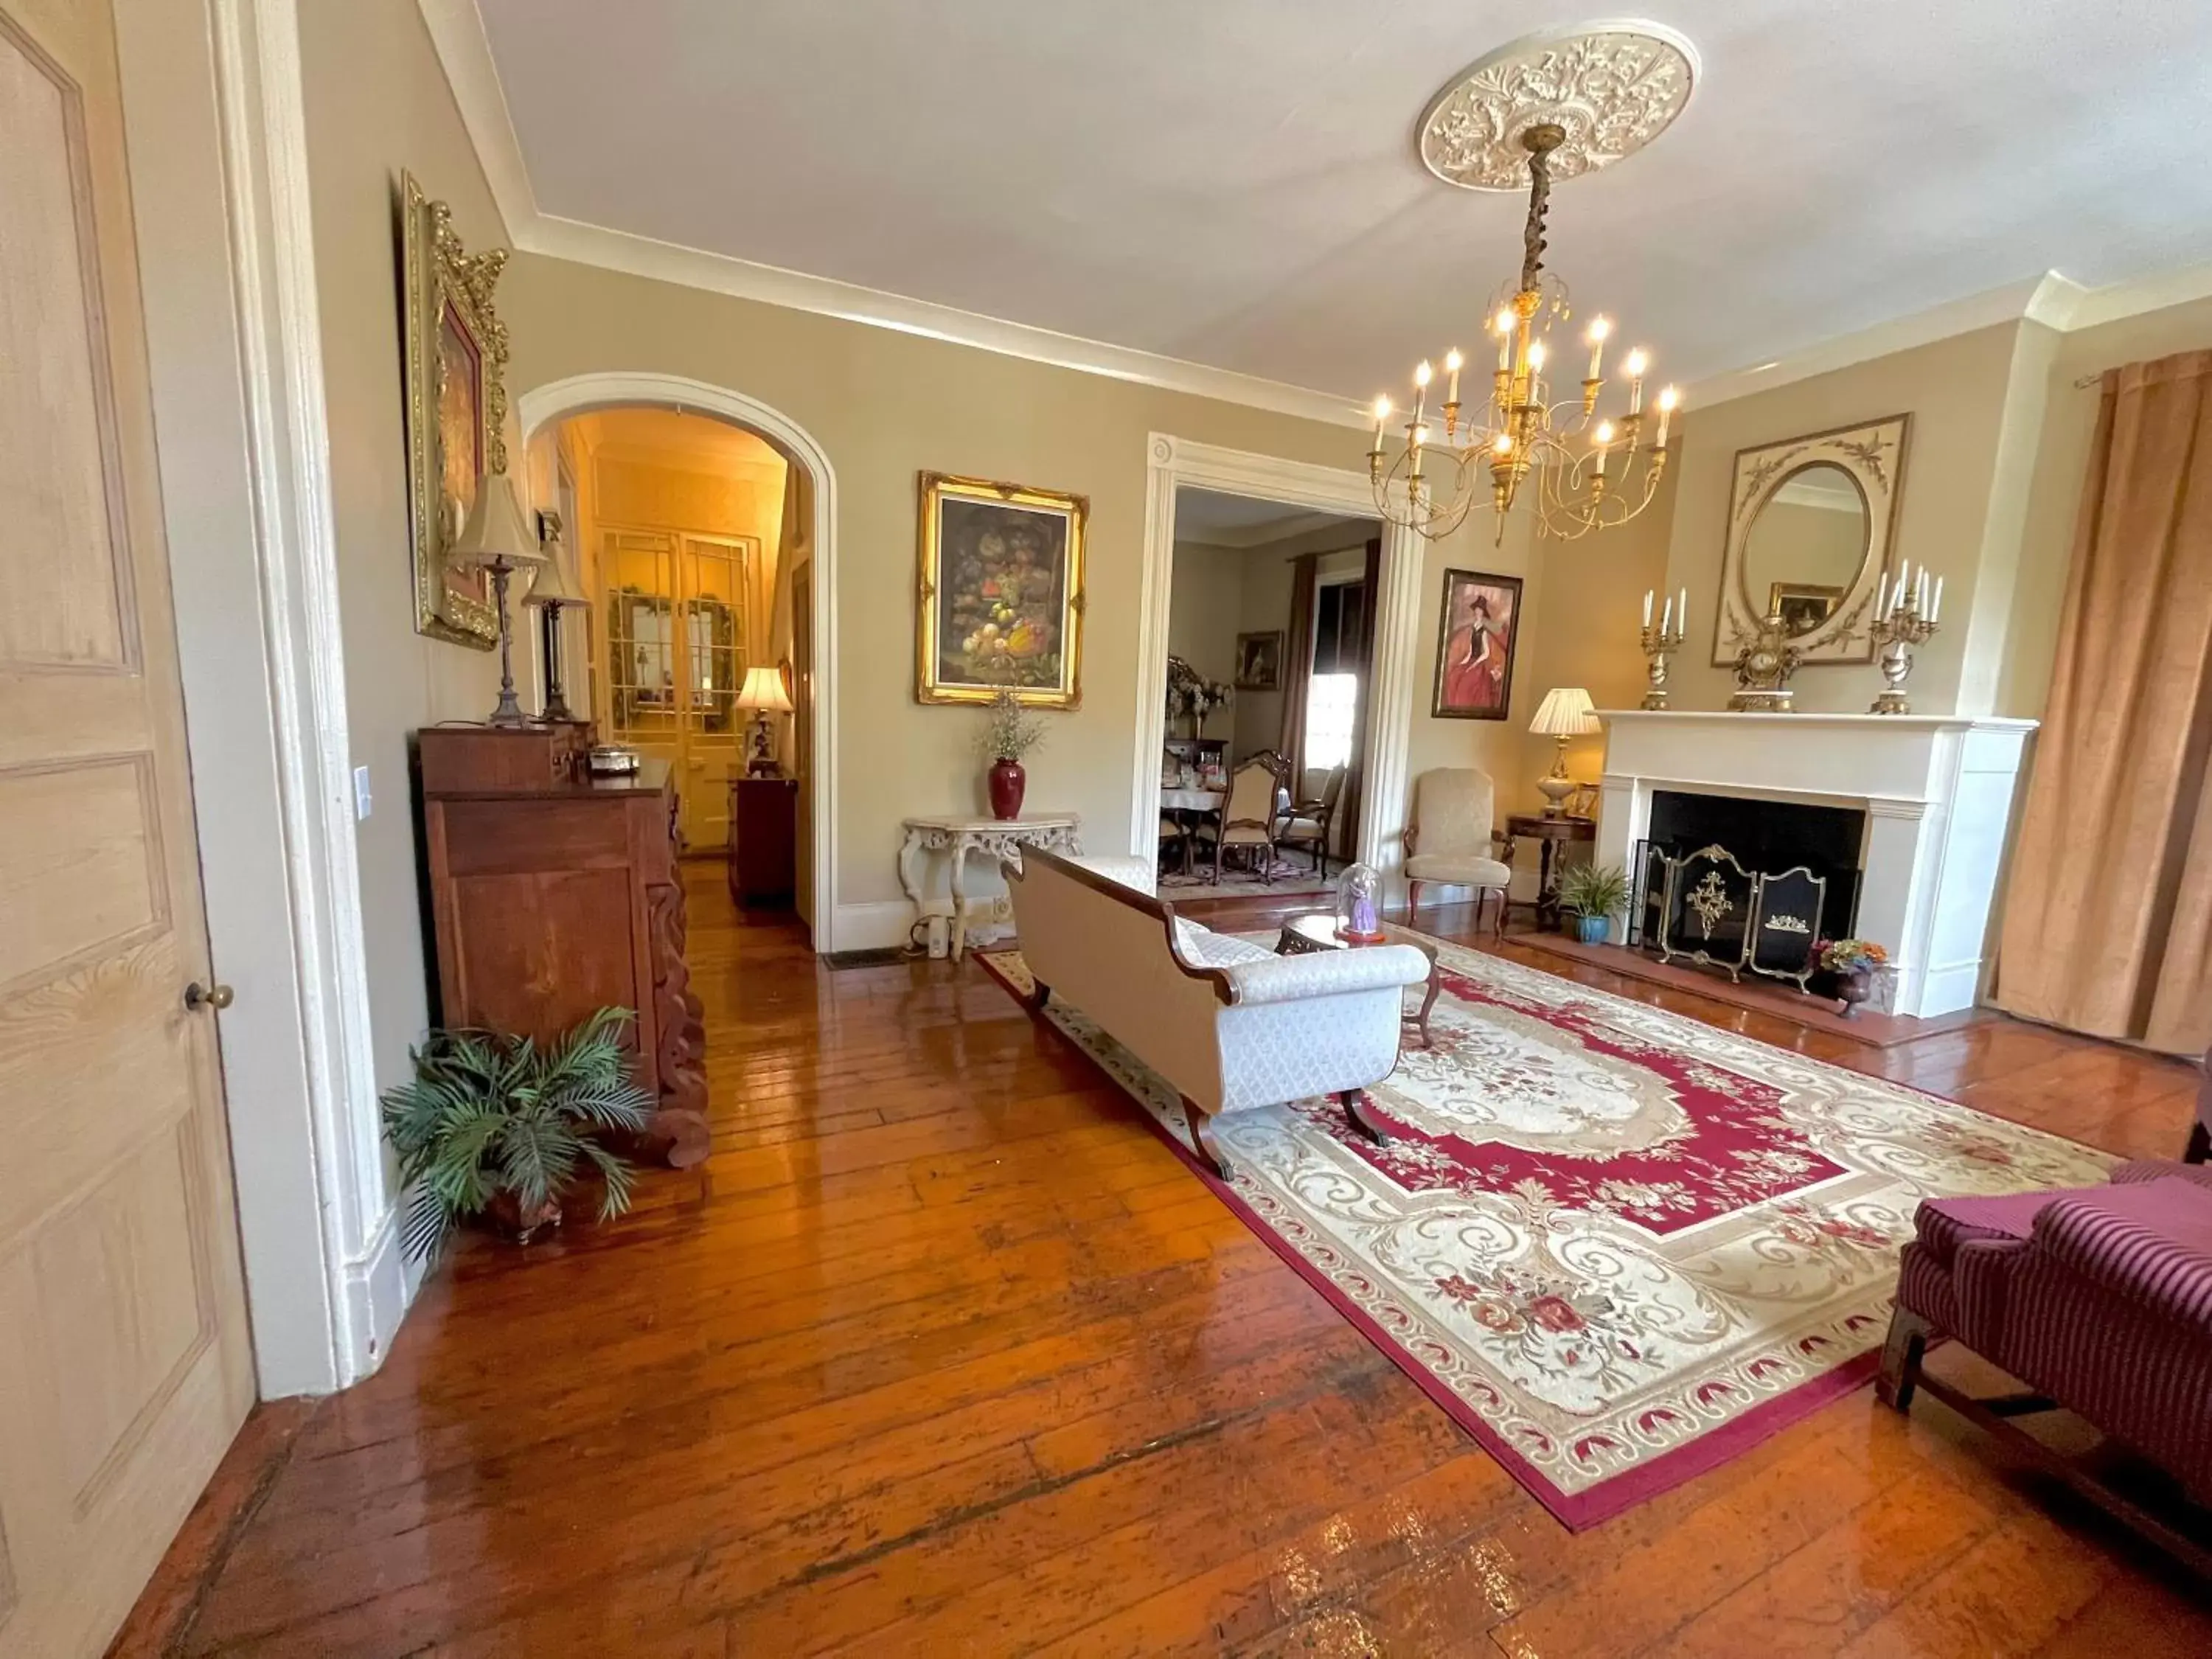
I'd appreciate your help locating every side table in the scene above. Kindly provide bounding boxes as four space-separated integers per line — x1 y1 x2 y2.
1500 813 1596 933
899 814 1082 960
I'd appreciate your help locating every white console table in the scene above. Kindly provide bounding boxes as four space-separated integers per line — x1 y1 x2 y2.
898 814 1082 961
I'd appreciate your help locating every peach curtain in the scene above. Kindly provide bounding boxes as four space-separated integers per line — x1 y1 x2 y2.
1994 350 2212 1054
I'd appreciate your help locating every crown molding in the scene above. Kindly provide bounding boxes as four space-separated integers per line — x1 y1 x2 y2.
420 1 2212 435
2057 260 2212 333
417 0 532 240
517 213 1373 428
1683 274 2073 411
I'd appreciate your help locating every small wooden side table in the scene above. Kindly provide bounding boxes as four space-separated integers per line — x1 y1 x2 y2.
1500 813 1596 933
728 776 799 907
1276 912 1443 1049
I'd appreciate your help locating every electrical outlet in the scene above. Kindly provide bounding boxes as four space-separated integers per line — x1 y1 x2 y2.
352 765 373 821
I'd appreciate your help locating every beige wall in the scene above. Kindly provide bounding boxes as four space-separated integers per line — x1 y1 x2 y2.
299 0 504 1082
1512 462 1678 807
1165 540 1244 692
499 255 1515 925
1660 322 2024 714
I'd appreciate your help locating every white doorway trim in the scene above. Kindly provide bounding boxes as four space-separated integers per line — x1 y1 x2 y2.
118 0 397 1396
518 374 841 951
1133 434 1422 878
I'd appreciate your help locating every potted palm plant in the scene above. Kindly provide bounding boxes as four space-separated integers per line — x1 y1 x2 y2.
1558 861 1630 945
380 1006 655 1258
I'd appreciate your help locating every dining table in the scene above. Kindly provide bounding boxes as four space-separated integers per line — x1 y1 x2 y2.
1158 786 1225 875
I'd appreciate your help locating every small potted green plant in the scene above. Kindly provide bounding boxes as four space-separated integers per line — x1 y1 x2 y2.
1558 861 1630 945
381 1006 655 1258
1818 938 1890 1018
978 687 1046 819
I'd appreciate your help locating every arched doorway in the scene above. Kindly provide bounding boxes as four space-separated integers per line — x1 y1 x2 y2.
518 374 839 950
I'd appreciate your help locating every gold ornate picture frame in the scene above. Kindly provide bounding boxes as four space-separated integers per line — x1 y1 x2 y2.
915 473 1087 707
400 172 508 648
1712 414 1911 668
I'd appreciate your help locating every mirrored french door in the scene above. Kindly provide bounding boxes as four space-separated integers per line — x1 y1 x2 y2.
602 529 754 851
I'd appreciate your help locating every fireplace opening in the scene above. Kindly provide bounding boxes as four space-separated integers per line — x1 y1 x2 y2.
1630 791 1864 986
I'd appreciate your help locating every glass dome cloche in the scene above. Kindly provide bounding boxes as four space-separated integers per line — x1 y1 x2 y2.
1335 862 1385 943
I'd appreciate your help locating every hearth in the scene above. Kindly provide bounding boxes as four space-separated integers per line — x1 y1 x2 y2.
1593 712 2038 1018
1630 790 1863 990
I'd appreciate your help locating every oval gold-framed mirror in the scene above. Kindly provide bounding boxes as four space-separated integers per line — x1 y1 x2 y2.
1739 462 1871 639
1712 414 1911 668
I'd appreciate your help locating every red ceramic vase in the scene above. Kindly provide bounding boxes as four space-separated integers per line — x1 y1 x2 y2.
987 757 1026 820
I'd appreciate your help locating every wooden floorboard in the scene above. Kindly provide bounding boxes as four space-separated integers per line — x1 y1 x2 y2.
125 874 2211 1657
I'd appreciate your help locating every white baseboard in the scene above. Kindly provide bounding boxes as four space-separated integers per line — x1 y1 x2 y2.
339 1206 412 1383
832 900 923 953
1913 957 1987 1019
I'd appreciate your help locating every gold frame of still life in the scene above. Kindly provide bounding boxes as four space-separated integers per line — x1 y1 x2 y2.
914 471 1088 708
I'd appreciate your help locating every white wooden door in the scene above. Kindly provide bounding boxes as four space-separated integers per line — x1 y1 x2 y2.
0 0 255 1652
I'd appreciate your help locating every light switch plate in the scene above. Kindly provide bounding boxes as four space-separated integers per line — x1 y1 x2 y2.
352 765 372 821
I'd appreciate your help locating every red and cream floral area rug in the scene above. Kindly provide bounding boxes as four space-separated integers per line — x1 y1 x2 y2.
976 934 2113 1528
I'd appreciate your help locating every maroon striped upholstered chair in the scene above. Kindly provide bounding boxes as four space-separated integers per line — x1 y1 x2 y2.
1880 1173 2212 1571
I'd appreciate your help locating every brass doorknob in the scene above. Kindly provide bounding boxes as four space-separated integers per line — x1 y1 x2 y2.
184 981 234 1012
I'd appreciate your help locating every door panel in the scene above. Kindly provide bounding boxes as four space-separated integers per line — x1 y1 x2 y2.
602 527 751 852
0 0 254 1653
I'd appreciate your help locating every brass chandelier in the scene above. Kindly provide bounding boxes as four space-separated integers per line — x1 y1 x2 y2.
1368 122 1678 543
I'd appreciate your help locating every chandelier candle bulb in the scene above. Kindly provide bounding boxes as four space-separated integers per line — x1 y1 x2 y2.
1661 593 1674 635
1655 386 1678 448
1624 349 1649 414
1370 396 1391 454
1679 587 1688 630
1643 589 1654 627
1444 348 1463 406
1587 316 1610 379
1930 575 1944 622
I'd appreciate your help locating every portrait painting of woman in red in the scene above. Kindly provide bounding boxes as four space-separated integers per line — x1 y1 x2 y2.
1431 569 1523 720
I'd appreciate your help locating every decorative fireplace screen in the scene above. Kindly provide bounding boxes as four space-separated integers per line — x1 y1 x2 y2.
1630 841 1831 990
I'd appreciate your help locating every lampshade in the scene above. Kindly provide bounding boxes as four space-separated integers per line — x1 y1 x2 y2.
735 665 793 714
448 473 544 571
521 549 585 608
1528 686 1600 737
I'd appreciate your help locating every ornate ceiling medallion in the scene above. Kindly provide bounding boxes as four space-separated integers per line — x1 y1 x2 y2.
1418 21 1698 192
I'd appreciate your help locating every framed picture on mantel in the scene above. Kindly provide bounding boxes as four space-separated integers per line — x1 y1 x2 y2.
1430 568 1522 720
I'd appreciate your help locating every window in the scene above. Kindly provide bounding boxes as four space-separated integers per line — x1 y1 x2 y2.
1304 577 1366 768
1305 672 1359 769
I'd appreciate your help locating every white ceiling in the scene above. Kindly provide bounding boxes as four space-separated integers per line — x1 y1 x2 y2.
1175 487 1369 547
473 1 2212 398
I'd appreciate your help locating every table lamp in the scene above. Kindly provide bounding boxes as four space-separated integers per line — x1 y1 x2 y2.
1528 686 1599 817
519 512 588 723
449 473 546 728
735 665 793 776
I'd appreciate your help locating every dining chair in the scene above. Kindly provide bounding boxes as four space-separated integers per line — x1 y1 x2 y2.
1196 754 1288 883
1278 764 1348 880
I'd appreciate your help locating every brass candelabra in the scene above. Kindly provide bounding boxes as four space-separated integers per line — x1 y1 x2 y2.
1638 585 1688 709
1868 560 1944 714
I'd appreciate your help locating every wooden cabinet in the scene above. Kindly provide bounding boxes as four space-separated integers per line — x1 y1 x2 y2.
418 726 709 1165
728 776 799 906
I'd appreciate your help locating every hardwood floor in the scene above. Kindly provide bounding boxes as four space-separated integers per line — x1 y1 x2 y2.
128 872 2211 1656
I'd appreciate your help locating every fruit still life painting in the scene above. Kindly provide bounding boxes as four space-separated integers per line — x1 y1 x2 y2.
917 472 1088 707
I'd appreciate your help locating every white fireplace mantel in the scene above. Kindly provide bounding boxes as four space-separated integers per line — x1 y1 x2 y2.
1595 710 2038 1018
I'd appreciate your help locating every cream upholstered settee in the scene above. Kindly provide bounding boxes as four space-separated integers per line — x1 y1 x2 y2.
1004 847 1431 1177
